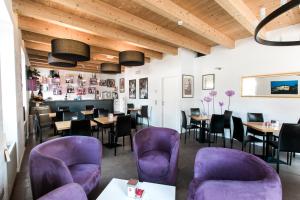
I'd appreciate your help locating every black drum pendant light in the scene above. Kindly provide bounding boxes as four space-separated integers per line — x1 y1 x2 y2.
100 63 121 74
48 53 77 67
255 0 300 46
119 50 145 66
51 39 90 61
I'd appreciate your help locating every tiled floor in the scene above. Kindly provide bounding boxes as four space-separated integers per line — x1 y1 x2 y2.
10 128 300 200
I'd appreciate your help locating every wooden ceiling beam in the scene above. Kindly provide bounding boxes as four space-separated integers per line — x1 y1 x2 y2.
30 62 99 73
214 0 266 37
18 16 160 60
132 0 235 49
46 0 210 54
13 0 177 55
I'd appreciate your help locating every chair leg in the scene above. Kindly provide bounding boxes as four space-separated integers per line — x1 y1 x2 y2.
39 130 42 143
253 142 256 154
184 129 187 144
114 137 118 156
223 133 226 148
277 149 280 173
123 136 125 147
230 139 233 149
262 135 266 157
129 134 133 151
147 118 149 127
101 128 104 144
241 142 244 151
208 132 211 147
249 142 251 153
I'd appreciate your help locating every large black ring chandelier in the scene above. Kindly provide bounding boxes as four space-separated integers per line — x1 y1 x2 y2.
255 0 300 46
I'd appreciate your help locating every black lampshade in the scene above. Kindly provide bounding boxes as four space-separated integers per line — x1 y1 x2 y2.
119 50 144 66
51 39 90 61
100 63 121 74
48 53 77 67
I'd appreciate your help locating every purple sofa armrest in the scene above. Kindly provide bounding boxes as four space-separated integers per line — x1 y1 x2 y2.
37 183 87 200
168 133 180 184
30 151 73 199
194 180 282 200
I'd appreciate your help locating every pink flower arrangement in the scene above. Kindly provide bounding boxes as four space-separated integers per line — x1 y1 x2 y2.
225 90 235 110
209 90 217 114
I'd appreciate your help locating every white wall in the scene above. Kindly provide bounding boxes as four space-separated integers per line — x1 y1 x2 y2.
194 24 300 123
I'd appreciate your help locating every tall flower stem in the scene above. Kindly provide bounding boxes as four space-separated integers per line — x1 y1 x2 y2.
228 96 230 110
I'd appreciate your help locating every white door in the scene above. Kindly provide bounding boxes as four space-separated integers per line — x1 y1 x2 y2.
162 76 180 131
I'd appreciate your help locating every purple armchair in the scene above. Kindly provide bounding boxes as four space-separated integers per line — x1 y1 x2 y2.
133 127 180 186
29 136 102 200
187 148 282 200
37 183 87 200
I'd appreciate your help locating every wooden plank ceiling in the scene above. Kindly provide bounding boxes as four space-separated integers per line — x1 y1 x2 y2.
12 0 300 73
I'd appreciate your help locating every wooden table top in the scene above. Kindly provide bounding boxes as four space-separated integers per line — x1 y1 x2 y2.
55 120 97 131
243 122 281 136
191 115 211 121
128 108 140 111
49 113 56 118
94 116 117 125
81 110 93 115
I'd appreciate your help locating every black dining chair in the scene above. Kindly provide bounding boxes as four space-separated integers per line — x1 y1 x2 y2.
58 106 70 112
181 111 198 144
224 110 233 139
70 120 92 136
34 111 52 143
272 123 300 173
247 113 266 155
130 111 138 132
190 108 201 127
99 108 109 117
127 103 134 114
137 105 150 127
231 116 262 153
298 118 300 124
86 105 94 110
93 108 100 118
111 115 132 156
63 112 79 121
208 114 225 147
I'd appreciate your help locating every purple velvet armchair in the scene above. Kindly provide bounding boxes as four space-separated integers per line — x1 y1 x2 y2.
29 136 102 200
187 148 282 200
37 183 87 200
133 127 180 186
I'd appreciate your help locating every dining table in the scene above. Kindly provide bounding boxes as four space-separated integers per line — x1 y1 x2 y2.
243 122 281 162
55 120 97 131
191 115 211 143
94 116 118 148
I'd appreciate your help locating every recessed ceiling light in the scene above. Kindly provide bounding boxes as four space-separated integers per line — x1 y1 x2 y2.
280 0 287 6
259 7 266 20
177 20 183 26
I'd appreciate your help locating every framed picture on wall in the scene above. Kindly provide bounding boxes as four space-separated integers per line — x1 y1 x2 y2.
129 79 136 99
182 75 194 98
119 78 125 93
107 79 115 88
202 74 215 90
139 78 148 99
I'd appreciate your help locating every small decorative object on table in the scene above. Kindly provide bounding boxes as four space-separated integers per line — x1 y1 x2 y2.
127 179 138 198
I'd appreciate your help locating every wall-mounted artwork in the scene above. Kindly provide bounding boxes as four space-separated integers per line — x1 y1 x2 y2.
182 75 194 98
99 80 107 86
139 78 148 99
65 76 74 84
77 87 86 95
107 79 115 88
112 92 118 99
129 79 136 99
90 74 98 85
119 78 125 93
88 87 96 94
67 86 75 93
202 74 215 90
271 80 298 94
53 87 62 95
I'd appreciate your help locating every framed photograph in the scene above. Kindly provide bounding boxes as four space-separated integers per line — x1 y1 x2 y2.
99 79 107 86
107 79 115 88
88 87 96 94
77 87 86 95
53 87 62 95
202 74 215 90
119 78 125 93
182 75 194 98
129 79 136 99
90 78 98 85
66 85 75 93
65 76 74 84
139 78 148 99
271 80 298 94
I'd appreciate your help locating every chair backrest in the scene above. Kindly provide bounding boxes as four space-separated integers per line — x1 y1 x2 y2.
85 105 94 110
93 108 99 118
55 111 64 122
58 106 70 112
70 120 92 136
141 105 148 118
63 112 78 121
130 112 137 129
247 113 264 122
298 118 300 124
210 114 225 133
99 108 109 117
181 111 188 129
279 123 300 153
232 116 244 142
224 110 232 129
115 115 131 137
127 103 134 109
190 108 200 116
